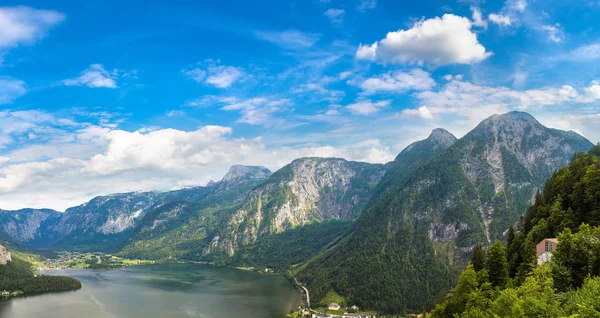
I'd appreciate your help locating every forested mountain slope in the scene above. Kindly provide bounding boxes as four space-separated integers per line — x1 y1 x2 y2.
296 112 593 314
432 144 600 318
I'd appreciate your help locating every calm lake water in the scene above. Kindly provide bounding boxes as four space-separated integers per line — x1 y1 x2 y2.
0 264 301 318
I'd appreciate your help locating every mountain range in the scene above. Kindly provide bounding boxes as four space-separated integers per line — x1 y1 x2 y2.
0 111 594 314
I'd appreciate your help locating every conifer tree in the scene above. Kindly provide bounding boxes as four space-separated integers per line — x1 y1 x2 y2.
471 244 486 272
486 240 509 288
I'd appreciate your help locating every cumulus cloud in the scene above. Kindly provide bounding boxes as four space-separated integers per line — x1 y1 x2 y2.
360 69 435 94
346 99 391 115
355 14 491 66
356 42 378 61
254 29 320 49
324 8 345 24
184 61 247 88
63 64 118 88
0 78 26 104
0 6 65 49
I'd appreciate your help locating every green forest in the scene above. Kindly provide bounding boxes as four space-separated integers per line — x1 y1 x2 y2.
0 252 81 296
430 145 600 317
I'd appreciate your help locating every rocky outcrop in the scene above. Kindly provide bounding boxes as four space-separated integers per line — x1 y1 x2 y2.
205 158 386 256
0 244 11 265
222 165 271 183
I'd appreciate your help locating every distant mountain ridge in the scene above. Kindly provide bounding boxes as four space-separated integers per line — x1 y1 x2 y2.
0 165 272 251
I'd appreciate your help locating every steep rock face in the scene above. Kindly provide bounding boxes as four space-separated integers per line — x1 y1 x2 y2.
61 193 159 235
297 112 594 314
452 111 593 241
205 158 386 256
0 244 11 265
0 209 61 243
119 166 271 260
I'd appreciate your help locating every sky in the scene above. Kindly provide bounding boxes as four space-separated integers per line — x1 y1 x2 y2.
1 0 600 210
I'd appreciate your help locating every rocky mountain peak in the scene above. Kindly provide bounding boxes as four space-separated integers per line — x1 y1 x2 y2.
222 165 271 182
0 244 11 265
428 128 458 148
397 128 457 159
474 111 543 137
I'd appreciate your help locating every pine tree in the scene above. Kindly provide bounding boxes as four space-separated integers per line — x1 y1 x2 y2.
486 240 509 288
471 244 486 272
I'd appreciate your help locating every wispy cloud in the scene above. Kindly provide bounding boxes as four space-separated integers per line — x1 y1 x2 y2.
63 64 119 88
219 97 292 126
346 99 391 115
356 0 377 12
0 79 26 104
254 29 321 50
183 60 248 88
324 8 345 24
541 24 565 43
359 69 435 94
0 6 65 49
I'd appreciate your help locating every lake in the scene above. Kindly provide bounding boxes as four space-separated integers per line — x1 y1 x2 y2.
0 264 301 318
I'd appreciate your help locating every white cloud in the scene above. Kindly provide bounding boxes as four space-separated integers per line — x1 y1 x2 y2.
401 106 435 120
63 64 118 88
183 68 206 82
339 71 352 80
292 76 345 102
552 43 600 62
471 7 487 28
355 42 378 61
413 79 600 128
324 8 345 24
581 81 600 102
357 0 377 12
360 69 435 94
542 24 565 43
206 65 246 88
443 74 463 81
0 78 26 104
219 97 291 126
0 6 65 49
253 29 320 49
0 116 396 210
508 0 527 13
356 14 491 66
346 99 391 115
488 13 511 26
184 61 247 88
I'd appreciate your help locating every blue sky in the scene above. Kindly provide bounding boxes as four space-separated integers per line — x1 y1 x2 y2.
1 0 600 210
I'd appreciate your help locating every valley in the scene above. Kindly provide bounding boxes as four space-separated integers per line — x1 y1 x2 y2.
1 111 596 316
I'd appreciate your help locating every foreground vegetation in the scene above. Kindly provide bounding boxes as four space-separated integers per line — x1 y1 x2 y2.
0 252 81 297
431 145 600 317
